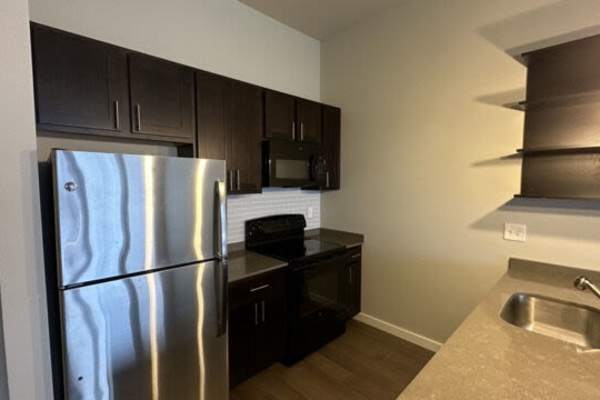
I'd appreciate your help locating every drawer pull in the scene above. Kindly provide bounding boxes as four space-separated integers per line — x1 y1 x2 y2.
250 284 270 293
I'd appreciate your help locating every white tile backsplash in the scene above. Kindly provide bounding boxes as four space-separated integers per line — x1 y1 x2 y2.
227 188 321 243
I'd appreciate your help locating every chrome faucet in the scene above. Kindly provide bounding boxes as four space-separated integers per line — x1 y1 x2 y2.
574 276 600 300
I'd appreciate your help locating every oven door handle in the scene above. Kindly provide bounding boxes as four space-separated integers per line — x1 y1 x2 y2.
292 254 344 273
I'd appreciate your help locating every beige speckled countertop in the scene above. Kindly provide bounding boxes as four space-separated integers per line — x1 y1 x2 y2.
399 258 600 400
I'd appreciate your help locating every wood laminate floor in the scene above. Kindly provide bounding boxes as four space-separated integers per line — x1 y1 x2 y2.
230 320 434 400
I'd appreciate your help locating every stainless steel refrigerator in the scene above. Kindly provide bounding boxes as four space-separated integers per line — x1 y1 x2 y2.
50 150 228 399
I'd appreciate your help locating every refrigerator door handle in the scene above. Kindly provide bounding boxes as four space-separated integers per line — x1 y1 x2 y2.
215 180 228 337
216 261 228 337
215 180 228 260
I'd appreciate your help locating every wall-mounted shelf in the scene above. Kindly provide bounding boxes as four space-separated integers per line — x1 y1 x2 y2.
506 91 600 113
505 101 527 111
516 145 600 155
514 194 600 201
515 32 600 201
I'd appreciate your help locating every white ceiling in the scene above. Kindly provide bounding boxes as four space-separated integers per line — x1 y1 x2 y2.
239 0 400 40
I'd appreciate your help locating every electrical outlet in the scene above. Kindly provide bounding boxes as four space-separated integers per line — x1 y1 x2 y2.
504 223 527 242
307 207 314 219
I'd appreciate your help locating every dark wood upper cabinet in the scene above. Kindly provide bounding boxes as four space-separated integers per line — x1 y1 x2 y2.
296 99 322 143
128 53 195 140
264 90 296 141
264 91 322 144
196 73 262 194
226 81 263 194
196 71 227 160
31 23 129 135
321 105 341 190
31 24 342 180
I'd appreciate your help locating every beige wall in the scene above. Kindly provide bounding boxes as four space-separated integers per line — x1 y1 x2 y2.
321 0 600 343
0 0 53 398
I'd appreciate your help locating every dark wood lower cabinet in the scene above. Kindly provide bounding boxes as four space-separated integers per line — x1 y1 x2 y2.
342 246 362 318
228 269 286 387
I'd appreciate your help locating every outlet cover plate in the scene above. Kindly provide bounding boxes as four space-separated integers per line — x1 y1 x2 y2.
504 223 527 242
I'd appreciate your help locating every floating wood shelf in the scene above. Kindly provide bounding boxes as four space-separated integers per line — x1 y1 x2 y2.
516 145 600 155
514 194 600 201
505 101 527 111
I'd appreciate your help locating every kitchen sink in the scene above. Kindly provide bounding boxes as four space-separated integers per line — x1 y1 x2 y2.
500 293 600 350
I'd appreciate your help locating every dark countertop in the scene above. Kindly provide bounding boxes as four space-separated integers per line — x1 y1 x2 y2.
305 228 364 249
227 228 364 283
398 258 600 400
228 250 288 283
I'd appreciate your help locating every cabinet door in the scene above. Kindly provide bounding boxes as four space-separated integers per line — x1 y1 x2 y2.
265 90 296 140
251 272 286 373
297 99 322 143
31 24 129 135
321 105 341 190
129 53 195 139
228 303 253 388
228 270 286 387
226 82 263 194
343 247 362 318
196 71 227 159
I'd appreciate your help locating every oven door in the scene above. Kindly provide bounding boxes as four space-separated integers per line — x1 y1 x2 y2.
285 252 347 364
263 139 320 187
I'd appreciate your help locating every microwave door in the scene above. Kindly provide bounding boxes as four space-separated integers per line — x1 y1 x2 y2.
265 140 319 187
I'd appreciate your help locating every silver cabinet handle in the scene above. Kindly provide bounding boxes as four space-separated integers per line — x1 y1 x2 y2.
254 303 258 326
261 300 266 323
134 104 142 132
250 284 270 293
300 122 305 142
114 100 120 130
236 169 241 191
326 171 330 188
292 122 296 141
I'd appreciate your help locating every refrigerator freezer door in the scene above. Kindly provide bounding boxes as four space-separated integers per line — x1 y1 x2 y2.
61 260 228 400
53 150 226 287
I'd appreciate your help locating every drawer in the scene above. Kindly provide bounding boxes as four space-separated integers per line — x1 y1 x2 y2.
229 269 285 308
346 245 362 260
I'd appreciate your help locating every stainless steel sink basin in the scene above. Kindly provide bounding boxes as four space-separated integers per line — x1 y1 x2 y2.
500 293 600 350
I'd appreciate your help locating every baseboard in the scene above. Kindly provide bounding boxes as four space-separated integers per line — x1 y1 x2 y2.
353 312 443 353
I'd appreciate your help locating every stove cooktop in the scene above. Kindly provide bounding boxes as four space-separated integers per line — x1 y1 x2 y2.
251 239 343 262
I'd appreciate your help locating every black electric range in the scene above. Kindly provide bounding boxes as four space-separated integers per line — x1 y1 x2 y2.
245 214 348 364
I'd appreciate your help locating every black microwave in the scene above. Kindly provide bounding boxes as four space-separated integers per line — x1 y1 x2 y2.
262 139 324 188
